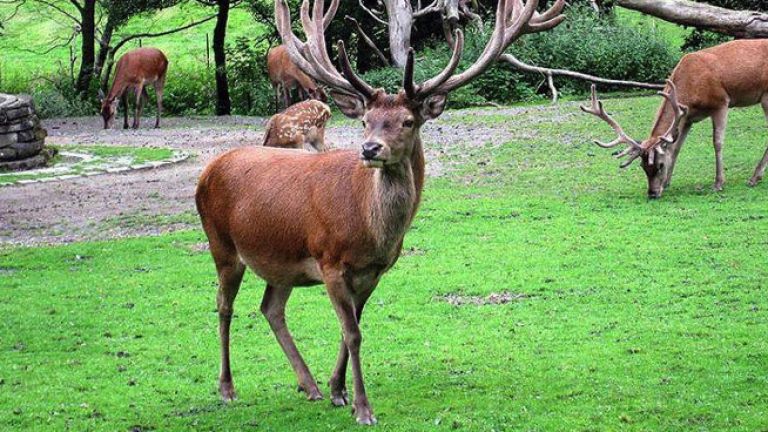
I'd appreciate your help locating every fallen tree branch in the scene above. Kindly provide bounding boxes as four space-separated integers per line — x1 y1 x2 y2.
345 15 390 66
615 0 768 38
499 53 665 103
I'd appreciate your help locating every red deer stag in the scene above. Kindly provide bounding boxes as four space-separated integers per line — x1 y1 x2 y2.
196 0 564 424
263 99 332 152
99 47 168 129
268 44 328 110
583 39 768 198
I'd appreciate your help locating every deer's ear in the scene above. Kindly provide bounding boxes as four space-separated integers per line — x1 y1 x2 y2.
420 94 447 120
330 91 366 119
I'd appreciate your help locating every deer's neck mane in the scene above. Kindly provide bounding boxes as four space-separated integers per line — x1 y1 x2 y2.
365 136 425 251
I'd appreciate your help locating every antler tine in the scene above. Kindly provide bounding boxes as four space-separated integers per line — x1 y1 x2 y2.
337 41 376 98
425 0 565 97
658 80 689 144
425 0 507 96
404 49 417 100
418 29 465 96
580 84 644 164
323 0 339 30
275 0 374 97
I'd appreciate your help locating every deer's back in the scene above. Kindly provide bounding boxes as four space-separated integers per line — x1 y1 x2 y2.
263 100 331 149
673 39 768 109
115 47 169 83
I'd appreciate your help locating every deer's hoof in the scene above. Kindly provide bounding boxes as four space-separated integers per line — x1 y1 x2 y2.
354 406 377 425
748 177 761 187
220 382 237 402
296 383 324 401
331 389 349 407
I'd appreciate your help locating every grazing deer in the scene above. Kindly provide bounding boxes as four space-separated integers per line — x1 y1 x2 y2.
196 0 564 425
99 47 168 130
583 39 768 198
267 44 328 110
263 100 332 152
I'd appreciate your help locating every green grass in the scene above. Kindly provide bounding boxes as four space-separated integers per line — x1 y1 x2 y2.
0 145 176 184
0 1 262 89
2 96 768 430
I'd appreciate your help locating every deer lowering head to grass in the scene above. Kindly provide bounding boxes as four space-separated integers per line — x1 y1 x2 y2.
583 39 768 198
99 47 168 130
262 99 332 152
268 44 328 110
195 0 564 425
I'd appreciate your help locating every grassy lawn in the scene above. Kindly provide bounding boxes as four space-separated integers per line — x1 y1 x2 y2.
1 96 768 430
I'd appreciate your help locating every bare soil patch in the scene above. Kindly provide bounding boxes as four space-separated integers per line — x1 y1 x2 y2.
0 110 516 246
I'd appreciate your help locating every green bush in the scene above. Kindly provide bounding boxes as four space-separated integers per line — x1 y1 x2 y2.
226 36 276 116
162 63 216 116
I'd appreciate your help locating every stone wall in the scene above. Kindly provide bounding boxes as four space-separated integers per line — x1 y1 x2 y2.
0 94 53 171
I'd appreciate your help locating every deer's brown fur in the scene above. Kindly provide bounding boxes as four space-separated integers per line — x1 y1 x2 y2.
587 39 768 198
196 0 565 425
100 47 168 129
262 100 332 151
267 45 327 110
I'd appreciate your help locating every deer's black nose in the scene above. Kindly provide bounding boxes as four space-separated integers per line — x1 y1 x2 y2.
361 142 382 159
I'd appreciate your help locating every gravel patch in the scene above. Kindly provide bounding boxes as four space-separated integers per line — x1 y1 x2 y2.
0 111 516 247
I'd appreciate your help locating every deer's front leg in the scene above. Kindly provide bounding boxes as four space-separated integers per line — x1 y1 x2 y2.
324 269 376 425
328 289 373 408
712 108 729 191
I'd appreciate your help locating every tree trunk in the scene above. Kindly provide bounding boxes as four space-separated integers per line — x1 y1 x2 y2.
616 0 768 38
384 0 412 68
75 0 97 98
95 19 115 80
213 0 231 115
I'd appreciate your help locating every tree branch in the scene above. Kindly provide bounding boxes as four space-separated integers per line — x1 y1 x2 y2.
616 0 768 38
358 0 388 26
345 15 389 65
111 14 216 53
33 0 81 24
413 0 441 18
499 53 665 104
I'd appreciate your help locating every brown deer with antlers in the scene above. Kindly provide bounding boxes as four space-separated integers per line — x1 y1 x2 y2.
262 99 332 152
196 0 564 425
99 47 168 129
268 44 328 110
583 39 768 198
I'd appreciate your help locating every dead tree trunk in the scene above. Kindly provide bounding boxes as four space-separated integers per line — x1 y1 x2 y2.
616 0 768 38
384 0 413 68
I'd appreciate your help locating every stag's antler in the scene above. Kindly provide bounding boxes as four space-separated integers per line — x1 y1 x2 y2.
275 0 566 101
658 80 689 145
580 84 646 168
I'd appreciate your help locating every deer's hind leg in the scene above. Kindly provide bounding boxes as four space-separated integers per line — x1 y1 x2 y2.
712 107 729 191
208 233 246 402
748 96 768 186
260 284 323 401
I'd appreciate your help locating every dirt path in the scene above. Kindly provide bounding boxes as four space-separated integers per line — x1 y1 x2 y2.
0 110 523 246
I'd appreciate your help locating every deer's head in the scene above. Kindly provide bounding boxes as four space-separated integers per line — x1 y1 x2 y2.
276 0 565 169
581 82 688 198
98 89 118 130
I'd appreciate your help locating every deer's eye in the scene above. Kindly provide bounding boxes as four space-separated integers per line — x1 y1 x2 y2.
403 119 414 128
361 120 367 128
